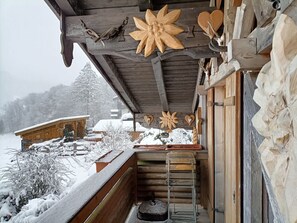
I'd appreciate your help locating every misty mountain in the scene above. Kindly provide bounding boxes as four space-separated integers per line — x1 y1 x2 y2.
0 63 117 133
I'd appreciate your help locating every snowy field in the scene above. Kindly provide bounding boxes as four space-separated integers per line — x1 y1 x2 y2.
0 134 21 170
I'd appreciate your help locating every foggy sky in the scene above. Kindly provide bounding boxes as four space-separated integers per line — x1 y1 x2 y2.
0 0 98 110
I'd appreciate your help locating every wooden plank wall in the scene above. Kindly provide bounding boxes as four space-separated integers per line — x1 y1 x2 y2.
214 87 225 223
224 72 241 223
207 89 214 223
243 73 275 223
136 152 201 204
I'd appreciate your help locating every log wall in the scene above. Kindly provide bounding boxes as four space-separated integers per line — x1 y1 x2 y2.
136 150 205 205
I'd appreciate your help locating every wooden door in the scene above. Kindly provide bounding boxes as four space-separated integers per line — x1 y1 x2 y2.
225 72 241 223
207 89 215 223
214 87 225 223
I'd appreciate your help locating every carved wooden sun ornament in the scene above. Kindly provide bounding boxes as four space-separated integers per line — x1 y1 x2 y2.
129 5 184 57
160 111 178 132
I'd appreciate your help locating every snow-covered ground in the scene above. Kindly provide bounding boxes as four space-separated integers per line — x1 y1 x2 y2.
0 134 97 222
0 134 21 170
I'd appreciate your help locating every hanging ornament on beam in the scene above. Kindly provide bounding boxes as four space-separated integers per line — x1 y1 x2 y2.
144 114 154 126
184 114 195 126
129 5 184 57
197 9 224 39
159 111 178 132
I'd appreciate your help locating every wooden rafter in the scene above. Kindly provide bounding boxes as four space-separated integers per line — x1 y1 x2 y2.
151 58 169 111
192 59 205 113
96 55 141 113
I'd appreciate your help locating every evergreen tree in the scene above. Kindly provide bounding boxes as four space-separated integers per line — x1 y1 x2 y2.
71 63 115 126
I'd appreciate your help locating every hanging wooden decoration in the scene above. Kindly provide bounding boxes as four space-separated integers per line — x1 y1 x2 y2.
197 10 224 39
192 126 198 144
129 5 184 57
185 114 195 126
159 111 178 132
144 114 154 125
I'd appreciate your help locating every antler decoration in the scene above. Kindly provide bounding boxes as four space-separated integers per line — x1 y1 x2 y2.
159 111 178 132
129 5 184 57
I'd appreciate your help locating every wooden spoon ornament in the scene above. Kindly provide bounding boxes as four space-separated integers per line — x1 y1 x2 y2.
185 114 195 126
144 114 154 125
197 10 224 39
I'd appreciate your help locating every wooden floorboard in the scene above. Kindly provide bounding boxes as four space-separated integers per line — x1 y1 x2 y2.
126 203 210 223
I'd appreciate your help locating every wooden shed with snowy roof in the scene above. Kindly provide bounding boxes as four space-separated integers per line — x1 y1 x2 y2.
15 115 89 150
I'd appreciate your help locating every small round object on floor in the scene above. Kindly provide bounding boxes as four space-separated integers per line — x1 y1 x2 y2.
137 199 168 221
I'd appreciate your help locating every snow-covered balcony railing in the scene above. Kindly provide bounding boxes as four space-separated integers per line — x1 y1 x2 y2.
35 149 136 223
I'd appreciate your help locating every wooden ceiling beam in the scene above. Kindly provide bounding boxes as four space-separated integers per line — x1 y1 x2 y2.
151 58 169 111
95 55 141 113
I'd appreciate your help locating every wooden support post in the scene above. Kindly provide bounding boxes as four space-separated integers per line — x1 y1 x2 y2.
214 87 225 223
224 72 241 223
207 89 215 223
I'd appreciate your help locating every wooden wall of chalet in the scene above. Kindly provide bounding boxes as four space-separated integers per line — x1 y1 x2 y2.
20 119 86 149
135 149 207 205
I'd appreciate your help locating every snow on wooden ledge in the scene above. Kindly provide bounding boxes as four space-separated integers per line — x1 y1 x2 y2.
34 149 135 223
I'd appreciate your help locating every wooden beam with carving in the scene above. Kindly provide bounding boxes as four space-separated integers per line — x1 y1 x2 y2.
151 58 169 111
65 7 212 41
135 112 197 129
95 55 141 113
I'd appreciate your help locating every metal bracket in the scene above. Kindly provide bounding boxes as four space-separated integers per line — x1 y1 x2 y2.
207 96 235 107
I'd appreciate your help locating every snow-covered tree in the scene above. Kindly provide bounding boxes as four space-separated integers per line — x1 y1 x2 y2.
0 149 73 212
71 63 115 126
101 125 135 151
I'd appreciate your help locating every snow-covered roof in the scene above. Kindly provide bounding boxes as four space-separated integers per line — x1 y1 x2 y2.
15 115 90 135
93 119 146 132
121 112 133 121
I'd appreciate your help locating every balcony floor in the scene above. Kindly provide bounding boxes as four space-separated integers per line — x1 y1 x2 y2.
126 203 210 223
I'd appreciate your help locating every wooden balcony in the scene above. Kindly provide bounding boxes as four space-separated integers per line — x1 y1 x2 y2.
37 146 209 223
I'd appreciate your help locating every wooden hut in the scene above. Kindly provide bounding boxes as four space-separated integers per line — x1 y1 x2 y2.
15 115 89 150
39 0 297 223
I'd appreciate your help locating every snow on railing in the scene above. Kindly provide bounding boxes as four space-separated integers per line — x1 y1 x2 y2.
34 149 135 223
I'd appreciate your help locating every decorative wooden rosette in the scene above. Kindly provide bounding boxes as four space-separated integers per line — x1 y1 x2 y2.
159 111 178 132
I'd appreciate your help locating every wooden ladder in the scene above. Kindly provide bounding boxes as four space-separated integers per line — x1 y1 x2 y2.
166 151 197 222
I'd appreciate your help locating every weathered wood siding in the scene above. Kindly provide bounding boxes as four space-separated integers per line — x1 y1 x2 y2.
224 72 241 223
136 150 205 204
207 88 214 223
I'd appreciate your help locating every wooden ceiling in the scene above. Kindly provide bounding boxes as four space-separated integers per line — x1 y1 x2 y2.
46 0 220 128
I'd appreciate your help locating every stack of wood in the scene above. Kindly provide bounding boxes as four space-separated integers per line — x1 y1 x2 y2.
252 14 297 223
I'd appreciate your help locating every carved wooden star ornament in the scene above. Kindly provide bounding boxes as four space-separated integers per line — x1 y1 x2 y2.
160 111 178 132
129 5 185 57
